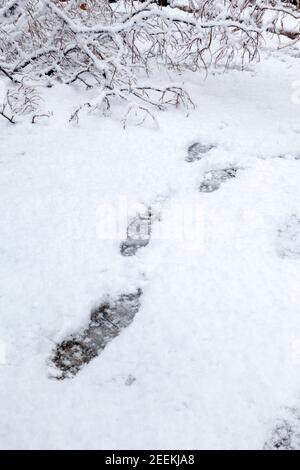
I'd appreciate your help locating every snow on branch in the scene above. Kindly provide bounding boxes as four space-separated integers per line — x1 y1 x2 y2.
0 0 298 123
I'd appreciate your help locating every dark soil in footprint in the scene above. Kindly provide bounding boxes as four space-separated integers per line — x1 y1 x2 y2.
186 142 215 162
120 211 152 256
50 288 142 379
199 168 238 193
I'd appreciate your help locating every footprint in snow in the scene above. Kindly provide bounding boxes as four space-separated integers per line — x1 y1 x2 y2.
199 168 238 193
264 408 300 450
277 215 300 258
120 206 160 256
186 142 215 162
50 288 142 379
264 421 295 450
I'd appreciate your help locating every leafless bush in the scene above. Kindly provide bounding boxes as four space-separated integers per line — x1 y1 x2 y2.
0 0 299 123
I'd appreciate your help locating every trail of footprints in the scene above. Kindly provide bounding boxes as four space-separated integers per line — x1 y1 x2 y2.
49 210 155 379
50 138 300 450
50 210 155 378
49 141 240 379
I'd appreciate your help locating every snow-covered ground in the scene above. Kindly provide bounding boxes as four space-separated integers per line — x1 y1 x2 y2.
1 45 300 449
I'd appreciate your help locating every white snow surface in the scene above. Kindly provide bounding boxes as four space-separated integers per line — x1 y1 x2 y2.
1 49 300 449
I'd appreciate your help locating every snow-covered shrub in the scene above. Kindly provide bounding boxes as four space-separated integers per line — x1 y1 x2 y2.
0 0 299 122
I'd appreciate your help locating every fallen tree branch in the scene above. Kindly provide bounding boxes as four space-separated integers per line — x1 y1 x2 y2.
0 1 298 121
